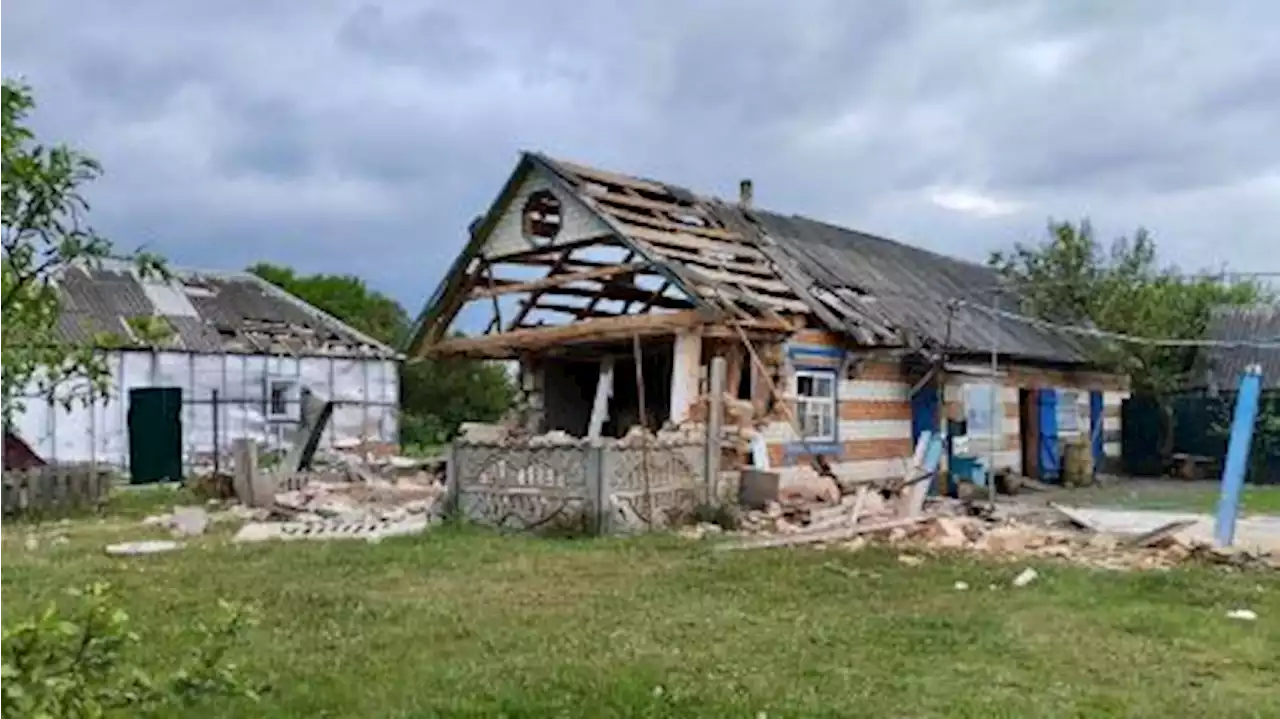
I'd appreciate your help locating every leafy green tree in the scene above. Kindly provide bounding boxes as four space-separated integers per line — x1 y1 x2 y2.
989 219 1265 397
2 80 163 427
247 264 513 448
248 262 408 345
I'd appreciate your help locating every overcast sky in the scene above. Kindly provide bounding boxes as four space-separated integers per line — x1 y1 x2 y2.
4 1 1277 311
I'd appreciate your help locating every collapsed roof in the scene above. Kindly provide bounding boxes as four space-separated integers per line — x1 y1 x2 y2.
53 260 399 359
409 152 1093 364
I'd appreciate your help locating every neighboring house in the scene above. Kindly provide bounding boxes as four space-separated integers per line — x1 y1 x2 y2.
13 260 401 480
408 152 1128 484
1192 304 1280 394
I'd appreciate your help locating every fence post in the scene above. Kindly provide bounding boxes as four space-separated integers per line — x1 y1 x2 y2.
586 444 606 535
445 442 460 519
232 439 259 507
1215 364 1263 547
706 356 726 504
212 389 221 476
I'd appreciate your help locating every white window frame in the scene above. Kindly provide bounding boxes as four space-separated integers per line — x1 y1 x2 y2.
795 369 837 442
963 383 1002 436
266 378 298 421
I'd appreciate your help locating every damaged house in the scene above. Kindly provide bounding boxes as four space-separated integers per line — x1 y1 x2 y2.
12 260 401 481
408 153 1128 487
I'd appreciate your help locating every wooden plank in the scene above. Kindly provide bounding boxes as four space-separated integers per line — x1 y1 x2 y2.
679 264 795 297
584 187 710 220
428 310 713 357
693 279 812 315
549 158 670 194
623 224 765 261
512 283 692 310
471 264 647 299
718 515 934 551
641 243 779 279
483 234 617 264
592 202 741 241
587 358 616 440
532 301 621 319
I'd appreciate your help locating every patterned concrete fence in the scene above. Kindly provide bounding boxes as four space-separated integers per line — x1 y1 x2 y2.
2 465 112 517
448 433 731 534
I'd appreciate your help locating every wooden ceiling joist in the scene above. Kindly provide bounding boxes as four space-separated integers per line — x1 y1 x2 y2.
470 263 648 299
482 234 617 264
426 310 712 358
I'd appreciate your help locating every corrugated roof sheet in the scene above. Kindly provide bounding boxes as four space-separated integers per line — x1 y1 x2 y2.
1194 304 1280 390
744 210 1093 361
538 153 1092 363
53 261 399 359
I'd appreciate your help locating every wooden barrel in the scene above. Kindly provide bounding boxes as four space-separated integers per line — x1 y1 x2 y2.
1062 438 1094 487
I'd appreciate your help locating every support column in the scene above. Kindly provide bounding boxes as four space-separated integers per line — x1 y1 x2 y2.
669 330 703 425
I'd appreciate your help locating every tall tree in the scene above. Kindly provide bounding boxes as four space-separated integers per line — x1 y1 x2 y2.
2 80 163 426
248 264 513 448
248 262 408 345
989 219 1266 398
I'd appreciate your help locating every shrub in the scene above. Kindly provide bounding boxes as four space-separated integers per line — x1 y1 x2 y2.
2 583 261 717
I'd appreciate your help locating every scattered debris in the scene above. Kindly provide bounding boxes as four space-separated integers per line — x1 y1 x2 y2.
169 506 210 537
106 540 183 556
1124 519 1198 548
1012 567 1039 587
1226 609 1258 621
709 491 1279 572
233 515 430 544
897 554 925 567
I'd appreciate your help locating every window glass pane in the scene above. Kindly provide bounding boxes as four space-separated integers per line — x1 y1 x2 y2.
1057 390 1080 431
815 376 834 397
964 384 997 434
797 375 814 396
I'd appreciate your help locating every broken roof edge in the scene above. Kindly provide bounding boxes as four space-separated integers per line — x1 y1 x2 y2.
403 153 541 356
72 257 402 360
404 151 723 359
243 273 402 360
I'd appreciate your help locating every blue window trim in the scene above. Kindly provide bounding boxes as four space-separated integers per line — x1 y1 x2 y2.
788 363 840 458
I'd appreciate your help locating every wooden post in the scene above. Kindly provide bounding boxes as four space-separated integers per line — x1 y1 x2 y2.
706 356 726 504
232 439 259 507
1216 364 1264 546
445 443 460 519
587 357 615 440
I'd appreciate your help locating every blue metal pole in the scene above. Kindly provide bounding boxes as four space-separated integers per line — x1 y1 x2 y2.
1215 364 1264 547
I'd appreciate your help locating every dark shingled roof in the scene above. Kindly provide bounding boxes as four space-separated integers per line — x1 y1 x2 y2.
742 210 1093 362
54 261 399 359
1194 304 1280 391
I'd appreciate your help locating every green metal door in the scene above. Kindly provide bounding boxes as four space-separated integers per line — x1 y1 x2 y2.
128 387 183 484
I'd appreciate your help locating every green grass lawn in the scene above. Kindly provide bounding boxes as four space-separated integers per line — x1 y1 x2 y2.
4 515 1279 718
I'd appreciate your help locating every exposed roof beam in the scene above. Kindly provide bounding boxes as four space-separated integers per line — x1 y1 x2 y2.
470 263 648 299
424 310 714 358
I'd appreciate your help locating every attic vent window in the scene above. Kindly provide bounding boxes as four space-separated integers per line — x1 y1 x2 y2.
522 190 563 243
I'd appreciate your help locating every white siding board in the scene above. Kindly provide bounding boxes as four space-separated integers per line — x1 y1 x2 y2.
481 169 613 259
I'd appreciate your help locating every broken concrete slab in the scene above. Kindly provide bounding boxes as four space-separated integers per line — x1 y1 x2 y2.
106 540 183 556
169 506 210 537
233 514 432 544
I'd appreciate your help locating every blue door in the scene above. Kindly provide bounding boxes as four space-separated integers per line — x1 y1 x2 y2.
911 384 942 494
911 385 939 443
1038 389 1061 480
1089 390 1104 474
